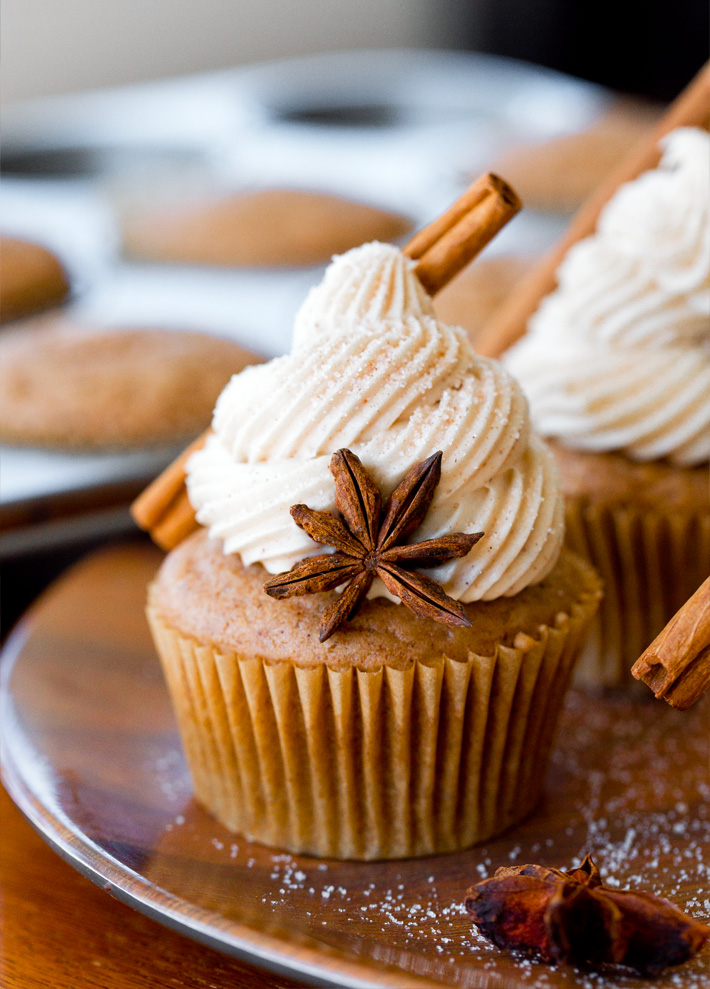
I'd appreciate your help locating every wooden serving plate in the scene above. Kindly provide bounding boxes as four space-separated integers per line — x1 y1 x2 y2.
1 540 709 989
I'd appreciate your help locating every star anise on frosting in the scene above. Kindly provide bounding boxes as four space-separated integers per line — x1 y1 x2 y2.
263 448 483 641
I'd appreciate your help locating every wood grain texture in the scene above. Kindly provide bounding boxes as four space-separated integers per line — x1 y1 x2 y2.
0 786 306 989
1 540 710 989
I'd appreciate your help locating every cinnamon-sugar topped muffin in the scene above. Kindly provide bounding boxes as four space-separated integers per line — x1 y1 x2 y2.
433 255 534 347
491 99 663 212
1 236 70 322
0 319 262 450
123 188 412 268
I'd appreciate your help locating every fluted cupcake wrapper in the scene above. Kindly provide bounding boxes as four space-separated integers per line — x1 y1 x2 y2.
566 499 710 690
148 588 599 860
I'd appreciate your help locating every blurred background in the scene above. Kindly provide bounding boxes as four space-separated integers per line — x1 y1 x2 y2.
1 0 708 634
3 0 450 102
3 0 707 103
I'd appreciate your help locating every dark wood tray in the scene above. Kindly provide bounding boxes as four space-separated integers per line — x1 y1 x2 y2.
1 540 709 988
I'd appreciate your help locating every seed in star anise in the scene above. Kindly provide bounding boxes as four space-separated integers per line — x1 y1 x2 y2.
263 448 483 641
465 855 710 976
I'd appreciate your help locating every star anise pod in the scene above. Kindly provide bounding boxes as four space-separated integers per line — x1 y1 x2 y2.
465 855 710 976
263 448 483 641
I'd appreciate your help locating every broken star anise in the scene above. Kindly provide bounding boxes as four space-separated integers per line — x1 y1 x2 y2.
465 854 710 976
263 448 483 642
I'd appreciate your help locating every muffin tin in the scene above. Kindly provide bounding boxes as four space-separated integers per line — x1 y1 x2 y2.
0 49 609 553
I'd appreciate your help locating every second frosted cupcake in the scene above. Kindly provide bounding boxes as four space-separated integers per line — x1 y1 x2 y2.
506 128 710 689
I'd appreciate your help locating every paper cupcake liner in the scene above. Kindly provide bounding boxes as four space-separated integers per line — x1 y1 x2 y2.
565 499 710 690
148 587 599 860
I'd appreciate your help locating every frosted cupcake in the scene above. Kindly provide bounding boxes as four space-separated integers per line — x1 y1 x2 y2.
147 243 601 859
506 128 710 689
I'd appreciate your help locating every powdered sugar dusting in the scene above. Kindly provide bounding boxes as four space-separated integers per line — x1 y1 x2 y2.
149 690 709 988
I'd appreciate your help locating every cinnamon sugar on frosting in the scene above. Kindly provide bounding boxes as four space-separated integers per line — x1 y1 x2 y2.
506 127 710 466
186 242 564 602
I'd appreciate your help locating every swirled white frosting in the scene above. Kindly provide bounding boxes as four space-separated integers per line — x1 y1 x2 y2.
187 242 564 601
506 127 710 465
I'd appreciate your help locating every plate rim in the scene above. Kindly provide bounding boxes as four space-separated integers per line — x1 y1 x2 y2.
0 619 453 989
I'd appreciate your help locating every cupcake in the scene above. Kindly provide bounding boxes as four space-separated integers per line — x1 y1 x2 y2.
147 242 601 859
505 127 710 689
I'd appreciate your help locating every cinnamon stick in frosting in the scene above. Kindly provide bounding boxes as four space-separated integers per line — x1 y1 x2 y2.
130 431 208 535
404 173 521 294
131 173 522 550
475 60 710 358
632 577 710 710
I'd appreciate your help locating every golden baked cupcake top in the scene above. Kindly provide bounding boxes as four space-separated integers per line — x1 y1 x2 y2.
505 127 710 466
153 530 599 670
186 240 565 604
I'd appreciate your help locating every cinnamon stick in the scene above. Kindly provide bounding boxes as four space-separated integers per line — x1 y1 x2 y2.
404 173 521 293
475 61 710 358
150 486 203 552
131 173 521 550
131 431 211 533
631 577 710 710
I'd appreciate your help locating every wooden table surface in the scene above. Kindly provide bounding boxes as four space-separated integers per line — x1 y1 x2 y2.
3 540 710 989
1 534 308 989
0 783 308 989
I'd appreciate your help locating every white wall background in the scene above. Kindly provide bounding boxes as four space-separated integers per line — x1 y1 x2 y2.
2 0 459 103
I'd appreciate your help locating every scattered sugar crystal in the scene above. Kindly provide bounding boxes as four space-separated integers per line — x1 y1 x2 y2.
199 692 709 987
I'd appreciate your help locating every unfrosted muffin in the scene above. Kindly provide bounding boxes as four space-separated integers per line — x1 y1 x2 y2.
146 242 601 859
122 188 412 268
0 320 262 450
491 99 662 212
505 128 710 688
434 255 534 346
0 236 70 322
